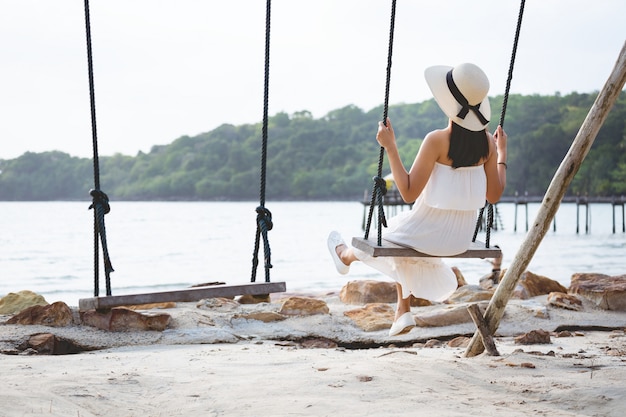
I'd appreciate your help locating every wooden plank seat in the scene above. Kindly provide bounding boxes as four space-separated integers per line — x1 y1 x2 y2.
351 237 501 259
79 282 286 311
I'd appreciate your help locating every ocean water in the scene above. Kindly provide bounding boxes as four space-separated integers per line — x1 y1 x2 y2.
1 201 624 307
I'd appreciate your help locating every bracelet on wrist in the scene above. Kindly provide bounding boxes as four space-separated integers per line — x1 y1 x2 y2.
498 162 507 169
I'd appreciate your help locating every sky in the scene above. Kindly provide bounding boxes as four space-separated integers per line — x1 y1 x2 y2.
1 0 624 159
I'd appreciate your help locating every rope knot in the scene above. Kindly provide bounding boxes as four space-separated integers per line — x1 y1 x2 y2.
373 176 388 196
88 189 111 214
256 206 273 232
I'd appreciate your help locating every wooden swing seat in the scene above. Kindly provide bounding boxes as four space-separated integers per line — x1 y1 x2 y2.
78 281 286 311
352 237 501 259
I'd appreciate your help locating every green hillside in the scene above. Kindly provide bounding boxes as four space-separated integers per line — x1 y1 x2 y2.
1 92 625 201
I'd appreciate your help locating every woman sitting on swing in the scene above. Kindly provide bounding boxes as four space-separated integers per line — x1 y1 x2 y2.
328 63 508 336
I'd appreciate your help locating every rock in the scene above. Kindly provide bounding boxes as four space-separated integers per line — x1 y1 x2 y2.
0 290 49 315
279 296 329 316
547 292 583 311
479 268 505 290
343 303 395 332
569 273 626 311
452 266 468 287
447 336 471 348
446 285 493 303
339 280 431 306
514 329 551 345
126 302 177 310
21 333 87 355
513 271 568 299
410 296 432 307
238 294 271 304
234 311 286 323
6 301 73 327
414 303 487 327
197 297 240 311
80 307 171 331
516 299 549 319
300 338 338 349
23 333 57 353
424 339 442 348
340 280 397 305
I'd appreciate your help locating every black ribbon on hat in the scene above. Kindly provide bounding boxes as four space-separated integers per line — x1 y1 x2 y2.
446 70 489 126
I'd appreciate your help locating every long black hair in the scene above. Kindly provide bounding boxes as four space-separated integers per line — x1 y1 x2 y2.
448 122 489 168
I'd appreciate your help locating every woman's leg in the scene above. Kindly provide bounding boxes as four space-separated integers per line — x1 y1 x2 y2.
337 246 411 320
336 245 358 267
394 282 411 320
388 282 415 336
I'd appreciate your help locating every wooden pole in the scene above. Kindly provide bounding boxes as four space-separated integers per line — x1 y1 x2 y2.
465 41 626 357
466 304 500 356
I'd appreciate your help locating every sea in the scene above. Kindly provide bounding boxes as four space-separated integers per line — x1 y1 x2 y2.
1 201 624 307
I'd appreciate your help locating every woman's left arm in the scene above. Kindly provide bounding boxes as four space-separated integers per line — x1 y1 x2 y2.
485 125 507 203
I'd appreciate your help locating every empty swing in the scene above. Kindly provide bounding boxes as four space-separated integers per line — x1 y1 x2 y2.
79 0 285 311
353 0 526 260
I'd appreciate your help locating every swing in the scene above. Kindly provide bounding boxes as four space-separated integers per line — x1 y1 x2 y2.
354 0 526 260
79 0 285 311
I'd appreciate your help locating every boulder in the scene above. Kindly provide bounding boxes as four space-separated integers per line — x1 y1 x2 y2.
80 307 171 331
279 296 329 316
340 280 396 304
452 266 468 287
238 294 271 304
569 273 626 311
513 271 568 299
479 268 505 290
126 302 176 310
0 290 49 315
343 303 395 332
547 292 583 311
339 280 431 306
21 333 87 355
197 297 240 311
514 329 551 345
6 301 73 327
234 311 286 323
446 285 493 303
447 336 471 348
414 303 487 327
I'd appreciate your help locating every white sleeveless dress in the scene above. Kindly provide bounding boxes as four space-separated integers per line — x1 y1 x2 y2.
353 162 487 302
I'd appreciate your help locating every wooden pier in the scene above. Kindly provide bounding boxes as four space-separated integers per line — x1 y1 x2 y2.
361 190 626 234
501 194 626 234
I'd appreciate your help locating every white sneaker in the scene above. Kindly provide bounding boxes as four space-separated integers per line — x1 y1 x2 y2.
327 231 349 275
389 312 416 336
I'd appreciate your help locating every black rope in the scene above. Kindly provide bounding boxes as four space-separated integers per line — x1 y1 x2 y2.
472 0 525 248
364 0 397 246
500 0 526 128
84 0 114 296
251 0 273 283
89 189 114 295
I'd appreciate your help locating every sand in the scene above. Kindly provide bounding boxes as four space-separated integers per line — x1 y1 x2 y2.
1 294 626 417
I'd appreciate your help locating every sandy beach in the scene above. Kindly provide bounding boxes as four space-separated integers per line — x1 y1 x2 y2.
1 292 626 417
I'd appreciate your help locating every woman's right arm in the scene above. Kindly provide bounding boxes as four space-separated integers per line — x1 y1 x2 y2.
377 118 439 204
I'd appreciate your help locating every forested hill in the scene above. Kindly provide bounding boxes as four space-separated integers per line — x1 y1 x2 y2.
1 92 625 201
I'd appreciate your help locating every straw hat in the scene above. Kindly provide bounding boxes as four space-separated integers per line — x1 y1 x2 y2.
424 63 491 131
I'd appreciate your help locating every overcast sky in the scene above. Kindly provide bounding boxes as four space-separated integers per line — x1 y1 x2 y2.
1 0 624 159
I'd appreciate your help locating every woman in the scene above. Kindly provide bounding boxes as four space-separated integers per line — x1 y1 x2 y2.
328 63 508 336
